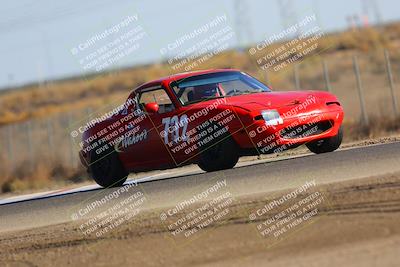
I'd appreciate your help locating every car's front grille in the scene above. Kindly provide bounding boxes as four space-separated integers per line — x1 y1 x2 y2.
280 120 333 139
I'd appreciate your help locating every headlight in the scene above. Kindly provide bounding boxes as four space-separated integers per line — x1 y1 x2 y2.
261 110 283 126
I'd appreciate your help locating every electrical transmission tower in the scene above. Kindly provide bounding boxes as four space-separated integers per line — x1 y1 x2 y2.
277 0 299 35
361 0 382 25
234 0 253 49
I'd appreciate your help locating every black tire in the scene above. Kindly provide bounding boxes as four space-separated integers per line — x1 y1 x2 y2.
306 126 343 154
197 136 239 172
89 148 128 188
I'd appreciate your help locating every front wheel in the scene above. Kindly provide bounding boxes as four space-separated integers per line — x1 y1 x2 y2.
89 148 128 188
306 126 343 154
197 137 239 172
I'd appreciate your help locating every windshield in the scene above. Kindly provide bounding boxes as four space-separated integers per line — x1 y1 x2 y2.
171 71 271 105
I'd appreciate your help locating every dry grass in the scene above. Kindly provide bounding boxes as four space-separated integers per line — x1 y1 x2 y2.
1 161 85 193
343 116 400 141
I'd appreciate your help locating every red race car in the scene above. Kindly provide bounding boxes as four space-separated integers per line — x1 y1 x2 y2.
79 69 344 187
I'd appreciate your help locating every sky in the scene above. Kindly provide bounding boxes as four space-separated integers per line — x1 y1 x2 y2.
1 0 400 89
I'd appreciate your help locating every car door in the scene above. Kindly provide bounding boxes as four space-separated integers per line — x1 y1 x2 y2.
121 86 179 170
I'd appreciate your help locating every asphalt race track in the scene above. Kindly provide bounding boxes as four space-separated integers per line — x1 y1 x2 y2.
1 142 400 233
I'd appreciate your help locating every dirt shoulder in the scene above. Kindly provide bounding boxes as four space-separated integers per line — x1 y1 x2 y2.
1 172 400 267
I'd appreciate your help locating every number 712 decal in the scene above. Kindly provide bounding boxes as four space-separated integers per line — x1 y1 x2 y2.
162 114 189 144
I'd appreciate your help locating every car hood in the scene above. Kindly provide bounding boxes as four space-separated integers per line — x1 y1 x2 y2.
213 90 342 119
224 91 326 109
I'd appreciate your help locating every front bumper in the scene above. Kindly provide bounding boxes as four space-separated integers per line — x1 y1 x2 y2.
237 108 344 153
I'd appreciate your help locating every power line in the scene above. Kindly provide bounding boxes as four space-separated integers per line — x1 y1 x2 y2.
0 0 120 33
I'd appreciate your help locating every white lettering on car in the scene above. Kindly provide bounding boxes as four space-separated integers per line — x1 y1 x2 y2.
162 114 189 144
114 129 148 153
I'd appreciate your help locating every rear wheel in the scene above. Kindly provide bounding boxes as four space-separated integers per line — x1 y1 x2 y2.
89 148 128 188
197 136 239 172
306 126 343 154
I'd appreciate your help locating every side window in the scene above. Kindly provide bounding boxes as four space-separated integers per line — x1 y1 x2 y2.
180 86 194 104
139 89 175 114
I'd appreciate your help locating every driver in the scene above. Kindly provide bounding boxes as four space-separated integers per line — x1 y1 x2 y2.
191 83 225 100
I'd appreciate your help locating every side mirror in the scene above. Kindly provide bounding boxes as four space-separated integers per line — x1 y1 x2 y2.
144 102 159 114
